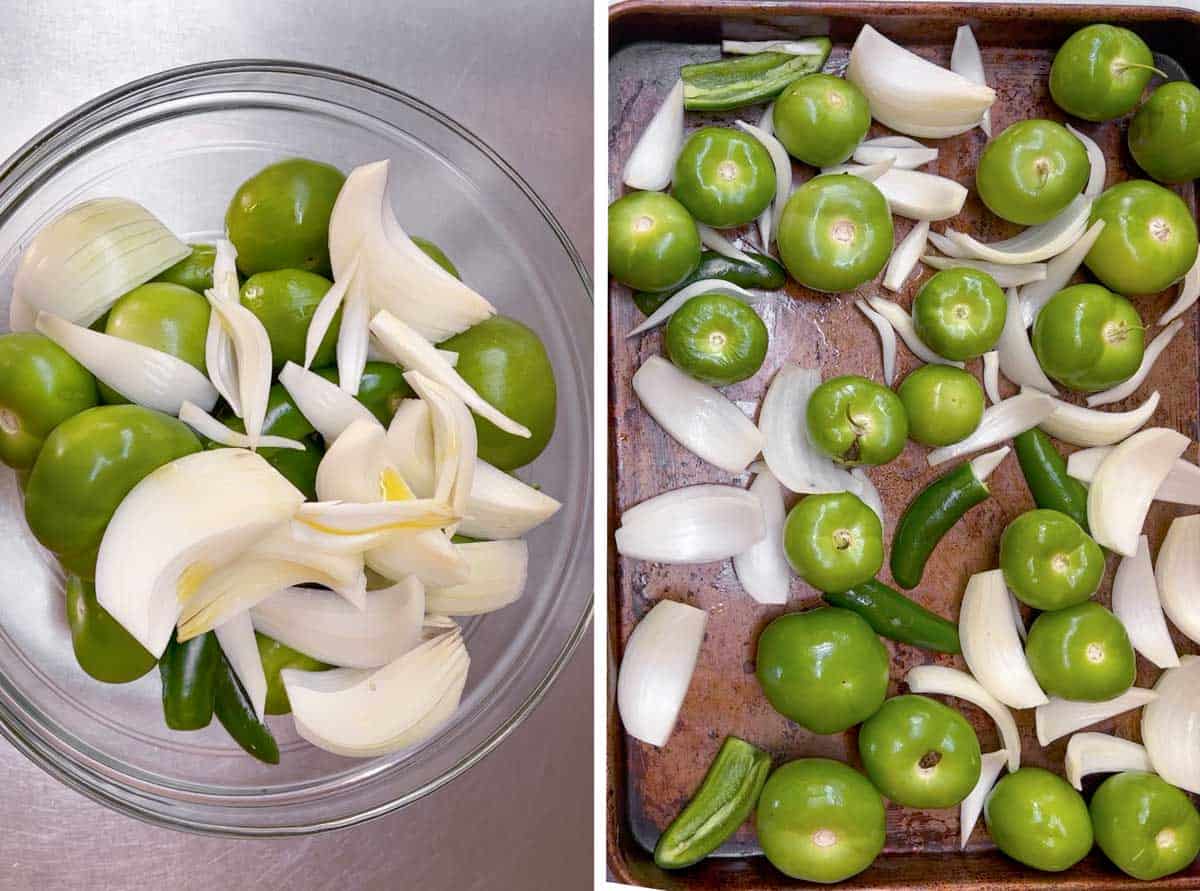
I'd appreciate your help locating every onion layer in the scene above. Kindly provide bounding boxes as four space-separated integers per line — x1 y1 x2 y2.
425 540 528 616
623 79 684 192
947 195 1091 265
1036 688 1158 746
1087 427 1188 557
758 364 857 494
1142 656 1200 793
615 485 765 564
884 220 929 293
922 255 1048 288
1086 319 1183 408
927 391 1054 467
1038 390 1160 447
855 300 897 386
1113 535 1180 669
732 468 791 605
950 25 991 137
961 750 1007 848
1160 252 1200 326
864 296 963 369
959 569 1047 709
1019 219 1107 327
1068 447 1200 506
906 665 1021 771
997 286 1058 394
1064 732 1152 790
1156 515 1200 646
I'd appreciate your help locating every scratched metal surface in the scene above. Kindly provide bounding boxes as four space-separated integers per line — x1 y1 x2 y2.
0 2 591 889
608 3 1200 888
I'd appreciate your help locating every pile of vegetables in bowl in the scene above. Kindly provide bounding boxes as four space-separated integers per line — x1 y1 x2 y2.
610 23 1200 883
1 155 562 764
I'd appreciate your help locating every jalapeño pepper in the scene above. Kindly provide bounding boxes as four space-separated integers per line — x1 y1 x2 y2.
160 630 220 731
214 652 280 764
633 250 787 316
680 43 832 111
1013 428 1090 532
824 580 961 654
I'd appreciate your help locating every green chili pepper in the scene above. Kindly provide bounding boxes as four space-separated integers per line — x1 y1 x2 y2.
633 250 786 316
824 580 961 654
654 736 772 869
891 460 992 590
214 653 280 764
680 44 832 111
1014 428 1090 532
160 631 220 731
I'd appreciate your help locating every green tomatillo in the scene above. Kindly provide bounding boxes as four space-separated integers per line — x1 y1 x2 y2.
976 120 1091 225
1090 771 1200 882
66 574 157 684
257 633 331 715
897 365 985 447
1025 601 1136 702
217 384 322 500
806 375 908 467
607 191 701 292
240 268 338 370
783 493 884 594
1000 508 1104 610
1031 283 1144 392
985 767 1094 872
664 293 768 386
773 74 871 167
912 267 1007 361
1050 25 1163 122
672 126 776 227
1129 81 1200 185
154 243 217 292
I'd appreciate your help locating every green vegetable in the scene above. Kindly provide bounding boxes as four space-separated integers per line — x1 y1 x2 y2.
784 492 883 593
1025 602 1135 702
240 268 339 370
1000 508 1103 611
985 768 1093 872
218 384 322 500
214 652 280 764
890 460 991 590
411 236 460 278
1031 283 1144 392
654 736 772 869
672 126 776 227
154 243 217 292
66 574 157 684
1049 25 1161 122
633 250 785 316
159 630 220 731
773 73 870 167
664 293 768 386
680 45 832 111
1129 81 1200 185
315 362 412 427
806 375 907 467
824 580 960 653
608 191 701 293
257 633 330 715
976 119 1090 226
1091 771 1200 881
1013 429 1089 531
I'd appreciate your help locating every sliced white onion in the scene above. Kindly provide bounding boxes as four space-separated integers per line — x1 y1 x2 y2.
948 195 1091 265
1088 427 1188 557
1113 535 1180 669
615 484 765 564
732 468 791 605
721 38 830 56
252 576 425 669
869 169 968 221
315 417 408 505
1009 588 1028 641
697 224 755 265
864 296 964 369
983 351 1001 404
207 284 272 447
960 750 1007 849
296 499 456 536
404 371 476 530
906 665 1021 771
204 239 242 416
278 361 378 443
734 120 791 240
997 286 1058 395
633 355 762 474
214 612 268 720
425 540 528 616
369 310 530 438
14 198 189 326
756 105 776 251
927 230 969 259
1065 124 1106 197
8 295 35 332
854 300 897 386
927 391 1054 466
617 599 707 747
626 278 759 339
951 25 991 137
959 569 1047 709
850 467 885 526
1157 515 1200 647
1065 733 1152 790
1087 319 1183 407
1038 389 1160 447
846 25 995 138
1019 219 1107 327
1142 656 1200 793
1068 447 1200 506
821 159 895 182
304 255 355 376
367 529 468 588
922 255 1048 288
623 79 684 192
1037 687 1159 746
757 364 858 494
884 220 929 293
178 402 304 452
853 136 938 170
1160 253 1200 326
335 269 371 396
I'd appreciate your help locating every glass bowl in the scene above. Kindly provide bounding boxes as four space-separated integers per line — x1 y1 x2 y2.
0 60 592 835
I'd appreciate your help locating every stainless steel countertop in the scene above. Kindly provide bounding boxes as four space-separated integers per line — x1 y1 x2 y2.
0 2 592 888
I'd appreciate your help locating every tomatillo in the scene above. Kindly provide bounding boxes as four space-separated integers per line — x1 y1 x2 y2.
671 126 776 227
755 607 889 734
858 694 981 809
66 574 156 684
241 269 338 370
225 158 345 276
912 267 1007 361
1000 509 1104 610
315 362 411 427
806 375 908 467
440 315 557 470
897 366 984 447
154 243 216 292
24 405 201 579
1031 284 1144 392
1026 602 1136 702
985 767 1093 872
784 493 884 593
777 174 893 293
1085 180 1199 297
1050 25 1161 122
773 74 871 167
608 191 701 292
976 120 1090 225
0 332 98 470
257 633 330 715
664 293 768 386
756 758 886 884
411 236 460 278
217 384 322 500
1129 81 1200 185
1091 771 1200 882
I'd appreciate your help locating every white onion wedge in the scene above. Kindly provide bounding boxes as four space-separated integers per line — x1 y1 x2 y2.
927 230 969 259
961 750 1007 848
906 665 1021 771
633 355 762 474
884 220 929 293
95 449 305 657
864 296 964 369
869 169 968 221
948 195 1091 265
304 255 355 375
927 391 1054 466
421 614 458 641
821 159 894 182
697 224 755 265
854 300 897 385
370 310 530 439
623 79 684 192
1065 124 1105 197
757 364 857 494
626 278 758 339
1065 733 1151 790
425 540 528 616
922 255 1047 288
1114 535 1180 669
951 25 991 137
1088 427 1188 556
296 499 456 536
1157 515 1200 647
850 467 885 525
1019 219 1107 327
367 529 467 588
206 294 272 447
36 312 218 415
315 417 410 506
179 401 304 452
252 576 425 669
404 371 476 529
1142 657 1200 793
734 120 791 238
997 287 1058 395
214 613 268 720
1038 390 1160 447
846 25 995 138
853 136 938 170
279 361 378 442
1009 589 1028 642
335 268 371 396
204 239 242 416
616 485 765 564
756 105 775 251
617 599 707 747
1160 253 1200 326
983 351 1001 404
1068 447 1200 506
732 469 791 605
1037 688 1158 746
1087 319 1182 408
959 569 1047 709
721 38 830 56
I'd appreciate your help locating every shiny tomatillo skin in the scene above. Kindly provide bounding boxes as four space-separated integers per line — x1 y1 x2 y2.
1050 25 1161 122
240 268 338 370
1000 508 1104 610
154 243 217 292
806 375 907 467
1090 771 1200 881
773 73 871 167
783 493 884 594
912 268 1007 361
607 191 701 292
985 768 1094 872
897 365 984 448
664 293 768 386
1031 283 1144 392
1025 601 1136 702
66 574 157 684
1129 81 1200 184
976 119 1090 225
671 126 776 227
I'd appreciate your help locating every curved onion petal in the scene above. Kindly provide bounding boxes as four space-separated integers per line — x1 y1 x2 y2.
927 230 969 259
983 351 1001 404
1065 124 1106 197
367 530 468 588
36 312 218 416
950 25 991 137
1038 390 1160 448
927 391 1054 466
404 371 476 529
855 300 897 385
732 468 791 605
1113 535 1180 668
960 750 1007 848
179 401 304 452
304 255 355 371
821 160 895 182
296 499 456 536
1019 219 1107 327
315 417 408 505
623 79 684 192
959 569 1047 708
869 169 967 221
1087 319 1183 408
853 136 938 170
425 540 528 616
1157 515 1200 647
204 239 243 415
947 195 1091 265
1142 657 1200 793
1088 427 1188 557
997 286 1058 394
906 665 1021 771
625 278 759 339
922 254 1047 288
202 298 272 447
1009 589 1028 641
1065 733 1152 790
1160 253 1200 326
734 120 791 238
758 364 857 494
633 355 762 474
616 485 765 564
697 224 755 265
865 296 964 369
756 104 776 250
1037 687 1158 746
279 361 378 443
617 599 707 747
1068 447 1200 506
884 220 929 293
214 613 269 720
